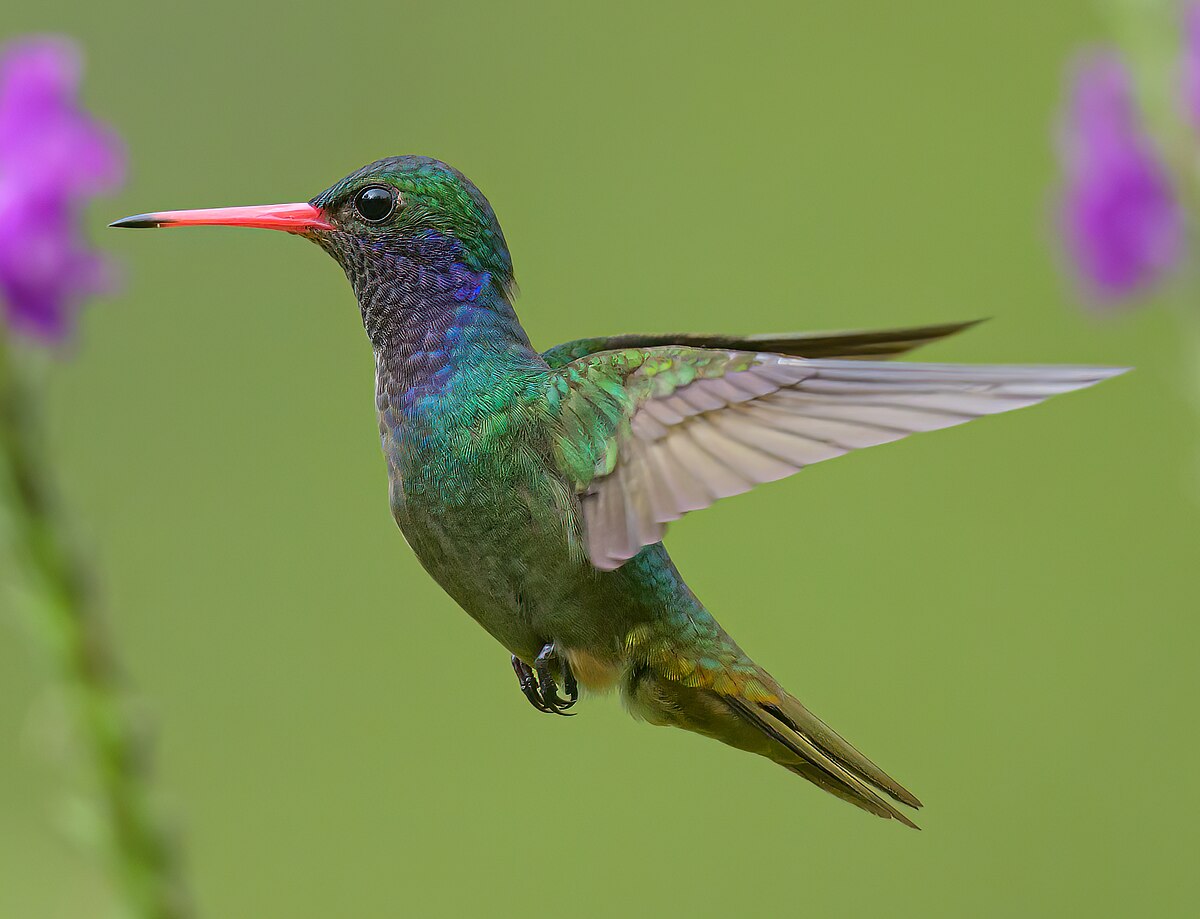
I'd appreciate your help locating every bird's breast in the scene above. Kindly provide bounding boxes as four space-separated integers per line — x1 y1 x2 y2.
378 401 581 557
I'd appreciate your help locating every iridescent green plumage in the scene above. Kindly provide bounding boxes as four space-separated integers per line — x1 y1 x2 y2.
113 157 1129 829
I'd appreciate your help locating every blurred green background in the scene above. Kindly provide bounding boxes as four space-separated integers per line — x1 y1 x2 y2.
3 1 1198 916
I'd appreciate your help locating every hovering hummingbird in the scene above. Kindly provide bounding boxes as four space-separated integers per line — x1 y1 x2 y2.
113 156 1125 828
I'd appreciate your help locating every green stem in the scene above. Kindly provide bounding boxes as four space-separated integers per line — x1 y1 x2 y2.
0 329 190 919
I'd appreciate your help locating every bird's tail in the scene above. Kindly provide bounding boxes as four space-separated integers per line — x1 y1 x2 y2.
723 690 922 828
625 656 922 828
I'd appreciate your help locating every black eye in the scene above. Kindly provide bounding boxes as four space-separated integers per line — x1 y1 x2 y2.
354 185 395 223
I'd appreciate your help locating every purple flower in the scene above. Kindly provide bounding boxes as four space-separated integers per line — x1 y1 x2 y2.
1185 3 1200 131
1058 51 1184 305
0 37 124 341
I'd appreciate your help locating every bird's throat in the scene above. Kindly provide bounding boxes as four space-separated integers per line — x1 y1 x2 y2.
362 252 542 422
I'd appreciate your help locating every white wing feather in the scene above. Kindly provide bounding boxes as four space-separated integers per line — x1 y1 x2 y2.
582 356 1127 570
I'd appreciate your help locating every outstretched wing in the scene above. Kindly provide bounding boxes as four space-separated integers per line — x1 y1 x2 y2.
540 319 983 369
549 347 1127 570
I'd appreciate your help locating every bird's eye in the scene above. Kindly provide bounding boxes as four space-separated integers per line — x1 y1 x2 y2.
354 186 395 223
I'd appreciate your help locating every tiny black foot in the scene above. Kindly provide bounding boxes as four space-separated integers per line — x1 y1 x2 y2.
534 642 576 715
562 654 578 708
510 643 579 716
511 656 551 713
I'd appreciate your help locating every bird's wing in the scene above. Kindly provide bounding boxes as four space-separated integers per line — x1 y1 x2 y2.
540 319 983 369
549 347 1127 570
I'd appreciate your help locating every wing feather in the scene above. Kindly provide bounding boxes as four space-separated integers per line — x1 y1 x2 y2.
540 319 986 368
551 348 1128 569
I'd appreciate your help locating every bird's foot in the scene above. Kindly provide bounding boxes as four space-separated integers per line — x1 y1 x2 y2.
511 642 578 716
511 656 550 712
535 642 577 714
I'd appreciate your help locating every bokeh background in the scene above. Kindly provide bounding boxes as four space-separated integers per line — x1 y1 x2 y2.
2 1 1198 916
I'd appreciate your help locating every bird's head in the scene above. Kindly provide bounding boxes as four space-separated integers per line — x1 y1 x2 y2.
111 156 516 335
308 156 514 299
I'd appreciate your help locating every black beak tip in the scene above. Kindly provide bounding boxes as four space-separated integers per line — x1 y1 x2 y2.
109 214 170 229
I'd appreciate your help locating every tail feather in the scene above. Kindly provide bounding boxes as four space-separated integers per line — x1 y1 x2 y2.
783 763 908 823
619 557 923 828
724 694 922 829
771 694 922 808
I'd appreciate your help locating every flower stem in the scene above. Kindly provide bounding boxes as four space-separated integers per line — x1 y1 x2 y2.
0 329 190 919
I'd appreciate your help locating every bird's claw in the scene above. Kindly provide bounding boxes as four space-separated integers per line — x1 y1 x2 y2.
536 642 577 714
511 642 578 716
511 656 551 713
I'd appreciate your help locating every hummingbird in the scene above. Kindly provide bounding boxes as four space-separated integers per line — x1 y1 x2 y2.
112 156 1126 829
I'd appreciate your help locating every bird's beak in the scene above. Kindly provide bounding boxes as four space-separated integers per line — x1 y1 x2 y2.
109 202 333 232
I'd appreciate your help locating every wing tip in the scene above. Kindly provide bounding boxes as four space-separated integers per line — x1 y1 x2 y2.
1066 364 1133 390
949 317 989 333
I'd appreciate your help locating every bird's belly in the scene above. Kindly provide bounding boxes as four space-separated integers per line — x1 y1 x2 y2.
385 449 696 686
560 647 623 692
390 472 579 660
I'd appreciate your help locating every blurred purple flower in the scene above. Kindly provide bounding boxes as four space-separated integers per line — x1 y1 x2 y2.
1058 51 1184 305
1186 2 1200 131
0 37 124 341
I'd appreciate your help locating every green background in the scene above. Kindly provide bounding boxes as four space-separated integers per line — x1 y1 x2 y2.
3 1 1198 916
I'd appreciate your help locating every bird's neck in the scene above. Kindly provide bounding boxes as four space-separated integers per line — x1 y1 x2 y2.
362 252 542 414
